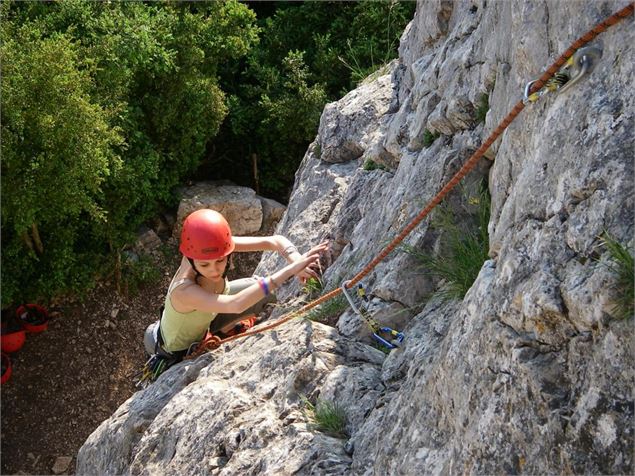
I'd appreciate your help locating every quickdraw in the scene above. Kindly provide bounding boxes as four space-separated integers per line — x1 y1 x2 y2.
341 281 405 350
134 354 176 389
523 45 603 104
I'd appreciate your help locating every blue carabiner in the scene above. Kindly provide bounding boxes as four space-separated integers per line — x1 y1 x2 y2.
372 332 396 349
373 327 405 349
381 327 405 345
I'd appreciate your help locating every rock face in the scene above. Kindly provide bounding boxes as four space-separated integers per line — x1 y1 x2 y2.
78 1 633 475
78 322 384 475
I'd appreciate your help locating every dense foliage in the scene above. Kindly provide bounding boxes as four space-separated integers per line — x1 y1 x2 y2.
1 0 414 306
206 0 415 197
1 0 258 305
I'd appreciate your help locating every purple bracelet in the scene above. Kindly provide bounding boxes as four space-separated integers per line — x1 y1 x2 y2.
259 277 270 296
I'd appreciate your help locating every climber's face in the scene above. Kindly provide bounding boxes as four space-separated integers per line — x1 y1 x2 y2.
193 256 228 282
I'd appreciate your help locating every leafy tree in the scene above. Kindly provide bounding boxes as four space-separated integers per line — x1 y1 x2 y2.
1 0 258 305
203 0 415 199
222 49 326 195
1 14 123 304
336 0 415 86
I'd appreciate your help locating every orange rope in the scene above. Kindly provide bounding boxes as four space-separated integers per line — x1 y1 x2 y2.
187 3 634 358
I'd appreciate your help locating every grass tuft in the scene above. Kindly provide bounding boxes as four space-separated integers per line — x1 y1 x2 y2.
402 184 490 301
370 341 391 355
362 159 387 171
601 232 634 319
314 141 321 159
302 277 323 298
302 396 348 437
306 294 348 325
475 93 489 124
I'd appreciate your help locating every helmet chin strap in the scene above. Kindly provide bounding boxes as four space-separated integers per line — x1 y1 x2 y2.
224 254 233 279
187 258 203 283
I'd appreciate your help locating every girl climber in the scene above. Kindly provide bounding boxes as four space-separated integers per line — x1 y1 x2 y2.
144 208 327 362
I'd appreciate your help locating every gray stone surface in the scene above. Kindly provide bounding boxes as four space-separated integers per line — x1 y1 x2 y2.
77 322 383 476
258 196 286 234
79 1 633 474
318 68 397 164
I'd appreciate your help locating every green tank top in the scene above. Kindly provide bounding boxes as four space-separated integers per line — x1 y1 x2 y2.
160 279 228 352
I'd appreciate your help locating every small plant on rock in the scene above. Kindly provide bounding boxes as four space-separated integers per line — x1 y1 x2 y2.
302 396 348 438
302 277 323 298
306 294 348 326
475 93 489 124
363 159 387 171
370 341 391 355
423 128 440 147
601 232 634 319
402 184 491 301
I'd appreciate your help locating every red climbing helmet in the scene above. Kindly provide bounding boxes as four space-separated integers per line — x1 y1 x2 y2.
179 209 235 260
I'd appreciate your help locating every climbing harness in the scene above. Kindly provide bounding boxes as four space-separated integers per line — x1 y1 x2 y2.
134 336 202 388
180 3 633 357
135 331 224 388
185 318 255 360
134 354 173 389
524 45 604 103
217 315 259 338
341 281 404 350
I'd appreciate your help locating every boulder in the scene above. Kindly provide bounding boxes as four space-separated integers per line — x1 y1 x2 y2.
174 182 263 238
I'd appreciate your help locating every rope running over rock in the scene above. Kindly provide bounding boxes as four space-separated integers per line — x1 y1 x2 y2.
187 3 634 359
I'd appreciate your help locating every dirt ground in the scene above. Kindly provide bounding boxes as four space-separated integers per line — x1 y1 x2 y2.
0 240 183 475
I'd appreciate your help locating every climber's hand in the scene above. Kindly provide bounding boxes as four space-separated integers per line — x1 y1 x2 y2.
292 241 328 284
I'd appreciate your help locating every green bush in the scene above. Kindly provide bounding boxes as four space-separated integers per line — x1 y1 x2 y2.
1 15 123 304
402 185 491 301
120 254 162 297
329 1 415 89
601 233 634 319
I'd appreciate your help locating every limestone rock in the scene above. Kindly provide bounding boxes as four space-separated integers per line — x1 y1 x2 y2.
258 196 286 234
337 296 408 348
77 322 383 475
319 68 396 164
135 226 162 253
